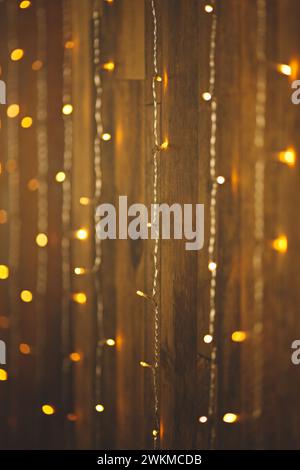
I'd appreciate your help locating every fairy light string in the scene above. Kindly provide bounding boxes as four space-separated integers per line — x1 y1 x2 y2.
35 0 48 402
92 0 105 444
150 0 160 449
61 0 73 416
253 0 267 447
206 1 218 448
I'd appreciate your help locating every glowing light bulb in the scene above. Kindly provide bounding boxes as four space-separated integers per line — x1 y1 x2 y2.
223 413 238 423
74 267 86 275
155 74 162 82
278 148 296 167
204 4 214 13
42 404 55 415
0 265 9 280
101 133 112 141
140 361 152 368
277 63 292 76
231 331 247 343
217 176 226 185
199 416 208 423
72 292 87 304
203 334 213 344
11 49 24 61
95 404 104 412
20 290 33 303
21 116 33 128
160 140 169 150
202 92 212 101
106 339 115 347
7 104 20 118
79 196 92 206
62 104 73 115
0 369 8 381
36 233 48 247
69 352 81 362
208 261 217 272
75 228 88 240
55 171 66 183
19 0 31 9
272 235 288 253
152 429 159 437
19 343 31 355
102 61 115 72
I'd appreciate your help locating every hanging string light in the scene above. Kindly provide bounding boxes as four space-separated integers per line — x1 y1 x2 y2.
92 0 106 445
204 0 218 449
150 0 161 449
61 0 73 420
7 0 21 407
35 0 48 412
252 0 267 447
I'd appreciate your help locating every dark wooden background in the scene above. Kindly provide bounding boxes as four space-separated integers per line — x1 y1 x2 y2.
0 0 300 450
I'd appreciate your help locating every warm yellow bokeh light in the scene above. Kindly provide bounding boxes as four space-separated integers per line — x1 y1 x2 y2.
203 334 213 344
277 63 292 76
101 133 112 141
199 416 208 423
106 339 115 347
21 116 33 128
0 369 8 381
20 290 33 303
19 0 31 9
74 267 86 275
27 178 39 191
202 92 212 101
62 104 73 115
55 171 66 183
0 265 9 280
65 41 75 49
160 139 169 150
42 404 55 415
231 331 247 343
72 292 87 304
7 104 20 118
79 197 91 206
208 261 217 272
32 60 43 71
102 61 115 72
11 49 24 61
223 413 238 423
75 228 88 240
69 352 81 362
272 235 288 254
95 404 104 412
36 233 48 247
204 4 214 13
140 361 151 368
217 176 226 185
278 148 296 167
19 343 31 355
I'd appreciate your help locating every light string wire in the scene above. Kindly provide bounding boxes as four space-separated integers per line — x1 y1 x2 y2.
252 0 266 448
92 0 105 445
7 0 21 417
61 0 73 416
207 1 218 449
151 0 160 449
35 0 48 404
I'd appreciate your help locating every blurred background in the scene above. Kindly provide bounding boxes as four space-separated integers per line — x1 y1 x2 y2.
0 0 300 450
